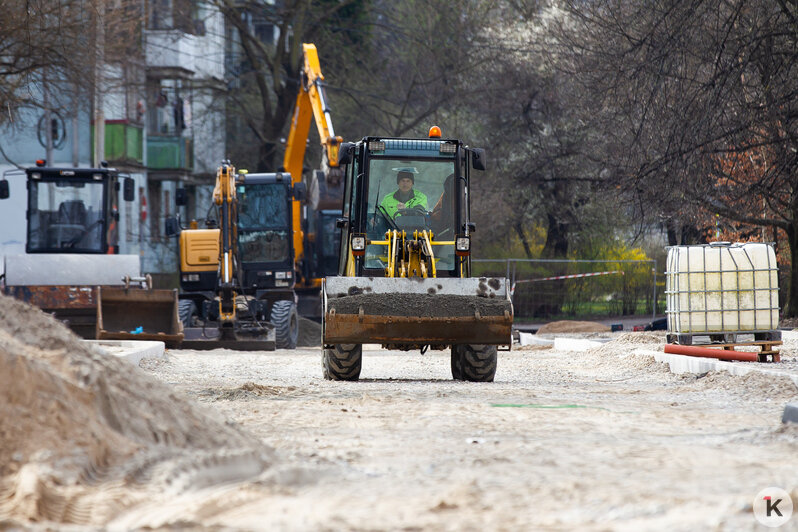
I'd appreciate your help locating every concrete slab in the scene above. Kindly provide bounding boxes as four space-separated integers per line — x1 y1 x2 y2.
635 348 798 388
553 337 610 351
84 340 165 365
518 332 554 347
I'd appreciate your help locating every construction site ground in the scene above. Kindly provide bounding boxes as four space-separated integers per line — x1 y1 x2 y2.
2 295 798 530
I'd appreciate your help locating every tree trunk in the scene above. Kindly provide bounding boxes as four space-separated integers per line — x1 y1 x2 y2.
513 222 533 259
784 223 798 318
258 141 277 173
542 212 568 259
666 220 678 246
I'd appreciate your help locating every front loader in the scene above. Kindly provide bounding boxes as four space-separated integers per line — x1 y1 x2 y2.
323 127 513 381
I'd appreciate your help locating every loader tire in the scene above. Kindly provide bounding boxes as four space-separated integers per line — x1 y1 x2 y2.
271 300 299 349
450 346 464 380
178 299 198 328
323 344 362 381
452 344 497 382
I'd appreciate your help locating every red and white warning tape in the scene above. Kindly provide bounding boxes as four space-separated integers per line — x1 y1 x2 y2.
511 270 623 295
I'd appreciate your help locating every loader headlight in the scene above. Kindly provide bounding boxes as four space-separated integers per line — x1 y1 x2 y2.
439 142 457 154
351 234 366 256
368 141 385 152
182 273 200 282
455 235 470 256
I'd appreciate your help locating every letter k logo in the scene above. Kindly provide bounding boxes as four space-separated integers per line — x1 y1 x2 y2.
754 487 793 526
765 496 783 517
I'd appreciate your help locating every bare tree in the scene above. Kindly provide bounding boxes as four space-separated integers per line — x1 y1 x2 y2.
217 0 492 173
548 0 798 314
0 0 145 165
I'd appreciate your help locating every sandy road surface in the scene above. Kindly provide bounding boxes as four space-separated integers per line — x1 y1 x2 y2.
120 337 798 531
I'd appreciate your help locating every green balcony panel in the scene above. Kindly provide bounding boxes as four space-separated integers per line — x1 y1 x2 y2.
147 135 193 170
100 121 144 164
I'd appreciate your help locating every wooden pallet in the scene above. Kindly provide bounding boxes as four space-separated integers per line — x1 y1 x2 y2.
666 331 782 362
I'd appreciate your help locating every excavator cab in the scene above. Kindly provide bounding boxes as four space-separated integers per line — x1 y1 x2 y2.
169 167 300 350
322 131 513 381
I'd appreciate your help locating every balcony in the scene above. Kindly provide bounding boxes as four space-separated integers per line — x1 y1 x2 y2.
147 135 193 171
145 30 197 74
105 121 144 165
91 121 144 166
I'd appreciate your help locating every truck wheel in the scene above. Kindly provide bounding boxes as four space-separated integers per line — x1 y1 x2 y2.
271 300 299 349
178 299 197 328
450 346 463 380
323 344 362 381
452 344 497 382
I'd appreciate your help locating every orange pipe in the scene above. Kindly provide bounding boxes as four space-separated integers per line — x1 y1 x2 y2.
664 344 759 362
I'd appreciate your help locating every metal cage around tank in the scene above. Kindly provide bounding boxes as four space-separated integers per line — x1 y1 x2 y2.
664 242 779 337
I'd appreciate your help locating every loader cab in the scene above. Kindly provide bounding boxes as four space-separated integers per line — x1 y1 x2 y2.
338 136 482 277
10 165 134 254
235 172 295 292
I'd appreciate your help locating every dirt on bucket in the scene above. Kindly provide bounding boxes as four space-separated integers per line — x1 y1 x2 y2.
328 293 512 318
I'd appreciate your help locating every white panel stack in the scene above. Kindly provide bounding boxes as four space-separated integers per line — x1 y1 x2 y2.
665 242 779 334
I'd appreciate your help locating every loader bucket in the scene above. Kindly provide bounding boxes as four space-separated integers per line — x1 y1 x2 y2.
323 277 513 346
96 286 184 346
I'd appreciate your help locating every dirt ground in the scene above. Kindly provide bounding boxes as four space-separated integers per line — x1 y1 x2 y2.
2 293 798 530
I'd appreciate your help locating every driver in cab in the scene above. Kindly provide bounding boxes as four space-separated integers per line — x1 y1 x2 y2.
380 169 428 219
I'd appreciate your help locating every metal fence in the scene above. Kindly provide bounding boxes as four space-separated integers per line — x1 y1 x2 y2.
472 258 662 322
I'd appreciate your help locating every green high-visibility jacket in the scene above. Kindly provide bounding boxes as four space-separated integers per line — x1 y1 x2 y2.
380 189 428 219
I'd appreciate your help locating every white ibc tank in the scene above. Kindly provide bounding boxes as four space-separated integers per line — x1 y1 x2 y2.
665 242 779 334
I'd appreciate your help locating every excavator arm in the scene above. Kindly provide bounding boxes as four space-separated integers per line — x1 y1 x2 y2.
283 43 344 286
284 43 344 193
212 163 239 330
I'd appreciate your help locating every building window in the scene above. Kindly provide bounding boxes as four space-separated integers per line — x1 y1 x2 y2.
147 78 191 136
149 0 172 30
148 0 204 34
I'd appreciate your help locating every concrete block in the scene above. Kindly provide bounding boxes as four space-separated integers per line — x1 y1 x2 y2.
84 340 165 365
518 332 554 346
643 348 798 389
783 403 798 424
553 337 609 352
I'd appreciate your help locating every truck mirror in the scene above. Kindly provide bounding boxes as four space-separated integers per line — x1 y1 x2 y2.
0 179 8 200
471 148 486 171
123 177 135 202
176 187 188 206
164 216 180 237
293 182 307 202
337 142 354 165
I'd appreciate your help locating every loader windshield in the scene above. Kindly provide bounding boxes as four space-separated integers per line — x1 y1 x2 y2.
236 183 291 263
27 178 106 253
365 159 457 271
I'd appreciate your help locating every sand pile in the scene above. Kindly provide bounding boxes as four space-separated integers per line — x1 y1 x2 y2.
0 293 272 526
536 320 610 334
